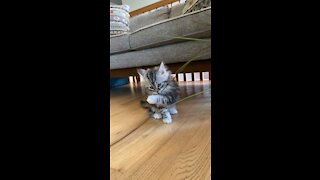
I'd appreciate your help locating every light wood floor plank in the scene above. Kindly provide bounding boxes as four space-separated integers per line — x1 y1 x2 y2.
110 81 211 179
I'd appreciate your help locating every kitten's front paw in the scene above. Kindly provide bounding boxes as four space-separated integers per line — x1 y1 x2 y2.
152 113 162 119
147 95 158 104
169 108 178 115
163 117 172 124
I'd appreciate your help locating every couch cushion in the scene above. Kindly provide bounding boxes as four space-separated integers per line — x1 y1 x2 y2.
110 39 211 70
169 3 185 18
110 33 130 54
129 6 170 33
129 7 211 51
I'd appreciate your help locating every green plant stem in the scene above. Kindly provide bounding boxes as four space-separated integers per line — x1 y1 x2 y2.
169 36 211 42
174 88 211 104
174 46 211 75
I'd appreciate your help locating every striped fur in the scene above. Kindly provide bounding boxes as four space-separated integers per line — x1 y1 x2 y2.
137 62 180 123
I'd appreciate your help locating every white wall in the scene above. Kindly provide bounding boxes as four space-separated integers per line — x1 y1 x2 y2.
122 0 160 12
110 0 122 5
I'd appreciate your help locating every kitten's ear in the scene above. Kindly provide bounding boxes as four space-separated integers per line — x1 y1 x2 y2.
158 62 166 73
137 68 146 77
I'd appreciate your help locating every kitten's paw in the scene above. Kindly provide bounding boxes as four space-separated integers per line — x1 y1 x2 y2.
147 95 158 104
152 113 162 119
162 117 172 124
169 108 178 115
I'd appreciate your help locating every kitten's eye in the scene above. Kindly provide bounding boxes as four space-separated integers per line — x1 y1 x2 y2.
158 82 166 89
148 86 154 90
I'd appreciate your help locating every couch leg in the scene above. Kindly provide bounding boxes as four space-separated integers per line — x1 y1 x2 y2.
200 72 203 81
133 76 136 83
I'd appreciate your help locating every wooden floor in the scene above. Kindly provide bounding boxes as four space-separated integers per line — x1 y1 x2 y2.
110 81 211 180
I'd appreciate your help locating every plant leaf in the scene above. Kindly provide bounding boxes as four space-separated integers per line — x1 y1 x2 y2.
174 46 211 75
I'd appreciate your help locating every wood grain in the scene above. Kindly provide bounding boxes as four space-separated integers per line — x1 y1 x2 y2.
110 81 211 179
110 84 148 145
130 0 180 17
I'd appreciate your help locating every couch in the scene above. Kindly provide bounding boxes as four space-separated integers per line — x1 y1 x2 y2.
110 3 211 79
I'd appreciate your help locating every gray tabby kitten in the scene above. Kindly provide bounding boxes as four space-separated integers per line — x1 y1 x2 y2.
137 62 180 124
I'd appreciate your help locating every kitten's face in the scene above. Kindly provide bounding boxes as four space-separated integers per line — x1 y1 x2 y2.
137 62 171 94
